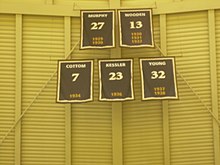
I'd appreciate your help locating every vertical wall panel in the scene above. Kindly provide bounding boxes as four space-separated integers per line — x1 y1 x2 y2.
216 9 220 155
122 58 164 165
71 17 113 165
21 15 65 165
122 15 164 165
167 11 214 165
208 9 220 165
71 103 112 165
0 14 16 165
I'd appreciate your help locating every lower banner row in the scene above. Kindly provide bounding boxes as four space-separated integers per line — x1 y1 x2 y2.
57 57 178 103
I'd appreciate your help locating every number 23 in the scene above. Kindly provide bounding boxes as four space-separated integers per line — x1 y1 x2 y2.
109 72 123 80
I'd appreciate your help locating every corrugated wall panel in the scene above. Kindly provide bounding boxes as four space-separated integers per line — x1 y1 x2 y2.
71 103 112 165
123 102 164 165
122 16 164 163
167 11 214 165
122 15 160 58
122 58 164 165
0 14 16 165
216 9 220 154
71 18 112 165
21 15 65 165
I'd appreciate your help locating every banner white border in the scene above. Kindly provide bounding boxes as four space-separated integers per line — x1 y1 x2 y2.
80 10 115 49
57 60 93 103
99 59 134 101
118 8 154 48
140 57 178 100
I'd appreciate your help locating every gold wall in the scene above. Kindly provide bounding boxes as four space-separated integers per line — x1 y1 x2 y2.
0 0 220 165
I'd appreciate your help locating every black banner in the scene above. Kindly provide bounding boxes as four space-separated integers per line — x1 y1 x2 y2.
57 60 93 103
99 59 134 101
80 10 115 49
118 9 154 48
140 57 178 100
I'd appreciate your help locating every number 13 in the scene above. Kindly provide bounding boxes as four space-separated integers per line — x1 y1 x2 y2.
130 21 143 29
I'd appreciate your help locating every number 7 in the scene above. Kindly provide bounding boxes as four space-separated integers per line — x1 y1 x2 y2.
72 73 79 82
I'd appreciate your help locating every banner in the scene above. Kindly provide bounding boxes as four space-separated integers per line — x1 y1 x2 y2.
80 10 115 49
118 9 154 48
140 57 178 100
99 59 134 101
57 60 93 103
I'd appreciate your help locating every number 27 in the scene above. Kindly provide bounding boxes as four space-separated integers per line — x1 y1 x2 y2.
91 22 105 30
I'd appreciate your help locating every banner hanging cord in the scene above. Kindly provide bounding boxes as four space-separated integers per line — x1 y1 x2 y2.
0 40 80 146
155 43 220 126
1 41 219 146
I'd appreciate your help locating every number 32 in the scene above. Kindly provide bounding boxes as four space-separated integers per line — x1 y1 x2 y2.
151 71 166 79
